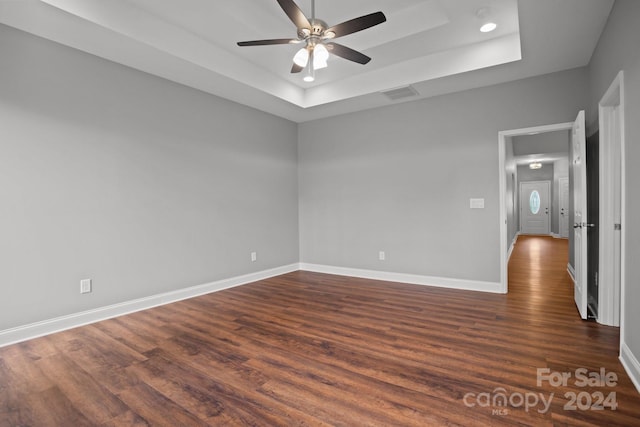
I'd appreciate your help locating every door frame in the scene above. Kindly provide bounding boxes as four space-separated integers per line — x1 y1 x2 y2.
498 122 573 293
558 176 570 238
598 71 625 328
519 180 551 235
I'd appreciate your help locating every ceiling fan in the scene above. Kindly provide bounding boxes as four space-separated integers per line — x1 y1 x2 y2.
237 0 386 82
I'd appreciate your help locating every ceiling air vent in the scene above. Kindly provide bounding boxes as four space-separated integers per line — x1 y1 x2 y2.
381 85 419 101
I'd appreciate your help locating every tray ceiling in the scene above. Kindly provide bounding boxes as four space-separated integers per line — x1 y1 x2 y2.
0 0 614 122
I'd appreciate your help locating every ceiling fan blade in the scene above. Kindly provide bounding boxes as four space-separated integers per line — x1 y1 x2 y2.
291 63 304 73
326 12 386 38
326 43 371 64
237 38 299 46
276 0 311 29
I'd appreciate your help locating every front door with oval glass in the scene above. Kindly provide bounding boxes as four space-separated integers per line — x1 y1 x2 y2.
520 181 551 234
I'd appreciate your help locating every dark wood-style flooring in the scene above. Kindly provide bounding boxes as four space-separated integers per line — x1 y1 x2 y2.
1 235 639 426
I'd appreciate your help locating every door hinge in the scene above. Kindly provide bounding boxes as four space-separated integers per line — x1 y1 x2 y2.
614 223 621 231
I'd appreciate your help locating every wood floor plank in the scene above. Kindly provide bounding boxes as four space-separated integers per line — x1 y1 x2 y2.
116 382 210 427
0 235 638 425
22 386 94 427
35 353 130 424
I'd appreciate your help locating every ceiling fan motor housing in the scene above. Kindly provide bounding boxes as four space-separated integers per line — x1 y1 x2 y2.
298 19 328 40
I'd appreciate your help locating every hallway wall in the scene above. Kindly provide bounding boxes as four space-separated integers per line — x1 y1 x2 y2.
299 68 588 287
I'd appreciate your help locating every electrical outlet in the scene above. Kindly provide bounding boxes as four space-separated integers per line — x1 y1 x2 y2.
80 279 92 294
379 251 386 261
251 252 257 262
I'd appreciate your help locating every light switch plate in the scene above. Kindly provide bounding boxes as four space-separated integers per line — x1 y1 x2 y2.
470 198 485 209
80 279 92 294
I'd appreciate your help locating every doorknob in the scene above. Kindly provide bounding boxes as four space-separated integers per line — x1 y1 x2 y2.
574 222 594 229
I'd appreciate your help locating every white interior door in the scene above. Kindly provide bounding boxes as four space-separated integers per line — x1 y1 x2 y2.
572 110 588 319
520 181 550 234
559 177 569 238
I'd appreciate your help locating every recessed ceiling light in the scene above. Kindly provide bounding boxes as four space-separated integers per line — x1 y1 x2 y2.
480 22 497 33
476 7 497 33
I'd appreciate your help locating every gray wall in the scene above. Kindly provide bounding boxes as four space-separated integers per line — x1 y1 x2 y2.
587 0 640 373
512 131 570 156
0 24 299 330
299 68 589 283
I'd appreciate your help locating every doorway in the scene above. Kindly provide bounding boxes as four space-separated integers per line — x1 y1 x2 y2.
586 131 600 318
520 181 551 234
498 100 624 328
498 122 573 293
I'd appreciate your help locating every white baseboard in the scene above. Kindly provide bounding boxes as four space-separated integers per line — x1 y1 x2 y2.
620 341 640 394
507 233 520 261
0 263 299 348
567 263 576 284
299 263 503 294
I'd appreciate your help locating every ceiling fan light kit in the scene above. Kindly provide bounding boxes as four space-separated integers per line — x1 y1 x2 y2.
237 0 386 82
293 47 309 67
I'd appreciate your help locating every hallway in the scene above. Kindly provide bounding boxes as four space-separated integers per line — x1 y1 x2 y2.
508 235 575 315
506 235 638 425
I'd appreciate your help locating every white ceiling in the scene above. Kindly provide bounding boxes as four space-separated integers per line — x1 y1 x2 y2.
0 0 614 123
